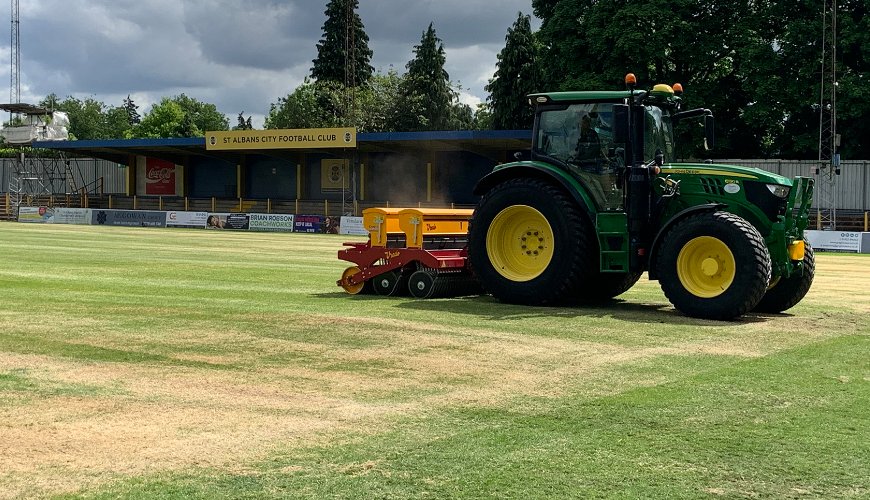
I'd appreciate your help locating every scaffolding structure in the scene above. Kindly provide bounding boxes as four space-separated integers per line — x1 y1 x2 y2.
816 0 839 229
0 103 94 211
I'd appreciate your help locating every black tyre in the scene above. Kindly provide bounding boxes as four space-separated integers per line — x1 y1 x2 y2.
467 178 596 305
372 270 406 296
580 271 643 301
408 270 437 299
754 240 815 313
657 211 771 320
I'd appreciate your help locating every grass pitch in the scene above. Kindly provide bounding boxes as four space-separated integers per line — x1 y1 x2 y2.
0 223 867 499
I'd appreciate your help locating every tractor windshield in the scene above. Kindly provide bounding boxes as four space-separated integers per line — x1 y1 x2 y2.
644 106 675 162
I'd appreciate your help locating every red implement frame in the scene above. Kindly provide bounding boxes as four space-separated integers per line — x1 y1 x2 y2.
337 241 468 290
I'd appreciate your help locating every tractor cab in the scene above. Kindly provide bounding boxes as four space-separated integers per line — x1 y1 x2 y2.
528 81 712 213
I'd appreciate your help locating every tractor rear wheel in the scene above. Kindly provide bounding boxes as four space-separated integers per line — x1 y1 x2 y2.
754 240 815 313
468 178 596 305
657 211 770 320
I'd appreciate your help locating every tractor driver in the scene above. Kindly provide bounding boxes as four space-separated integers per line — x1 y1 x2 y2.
575 114 602 171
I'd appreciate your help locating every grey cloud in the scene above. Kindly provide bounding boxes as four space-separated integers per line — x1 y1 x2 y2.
180 0 322 70
5 0 537 125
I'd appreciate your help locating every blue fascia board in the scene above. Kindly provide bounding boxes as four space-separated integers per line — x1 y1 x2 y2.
33 130 532 150
358 129 531 142
33 137 206 149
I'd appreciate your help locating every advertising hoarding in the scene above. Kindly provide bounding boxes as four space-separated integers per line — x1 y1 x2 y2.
144 157 177 195
92 210 167 228
248 213 295 232
166 211 208 228
18 206 53 223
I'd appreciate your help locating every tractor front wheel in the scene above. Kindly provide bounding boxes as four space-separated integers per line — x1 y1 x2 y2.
657 211 771 320
754 240 815 313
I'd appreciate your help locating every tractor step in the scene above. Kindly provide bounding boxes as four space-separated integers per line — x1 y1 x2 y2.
596 212 629 272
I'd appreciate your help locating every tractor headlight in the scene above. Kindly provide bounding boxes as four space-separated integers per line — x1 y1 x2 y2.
766 184 790 199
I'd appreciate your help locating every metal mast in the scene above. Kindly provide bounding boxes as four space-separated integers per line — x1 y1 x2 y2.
342 0 358 215
816 0 838 229
9 0 20 115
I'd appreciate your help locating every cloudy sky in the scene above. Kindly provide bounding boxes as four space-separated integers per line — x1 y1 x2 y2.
0 0 539 128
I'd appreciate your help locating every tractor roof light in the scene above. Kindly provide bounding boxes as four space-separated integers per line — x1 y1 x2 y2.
673 83 684 95
625 73 637 89
651 84 675 96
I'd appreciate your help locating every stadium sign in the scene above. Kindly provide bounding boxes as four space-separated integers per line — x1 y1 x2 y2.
205 127 356 151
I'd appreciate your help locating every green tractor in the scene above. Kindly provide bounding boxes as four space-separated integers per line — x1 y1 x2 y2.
467 75 815 320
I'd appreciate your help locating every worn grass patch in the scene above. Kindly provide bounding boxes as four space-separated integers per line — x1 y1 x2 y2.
0 223 867 499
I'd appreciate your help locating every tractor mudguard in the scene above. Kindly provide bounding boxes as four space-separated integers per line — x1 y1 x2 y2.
647 203 725 280
473 163 597 219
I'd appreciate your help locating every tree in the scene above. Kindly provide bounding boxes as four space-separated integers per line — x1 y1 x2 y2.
267 70 407 132
38 94 131 139
105 106 134 138
123 95 141 125
760 0 870 159
396 23 457 131
265 79 342 129
350 68 404 132
531 0 869 159
532 0 778 158
234 112 254 130
127 95 229 138
311 0 374 86
486 12 539 130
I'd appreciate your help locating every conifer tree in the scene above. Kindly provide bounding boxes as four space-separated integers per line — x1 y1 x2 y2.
123 95 141 125
397 23 456 131
486 12 539 130
311 0 374 86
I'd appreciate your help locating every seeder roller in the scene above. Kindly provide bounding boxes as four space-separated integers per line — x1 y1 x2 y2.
337 207 481 298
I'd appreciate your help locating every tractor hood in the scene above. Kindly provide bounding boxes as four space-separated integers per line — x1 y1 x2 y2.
660 163 792 186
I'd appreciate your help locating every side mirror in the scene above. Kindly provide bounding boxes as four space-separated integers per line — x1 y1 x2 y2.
704 114 715 151
613 104 629 145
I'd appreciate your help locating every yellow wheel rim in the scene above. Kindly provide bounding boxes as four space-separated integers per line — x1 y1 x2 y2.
340 266 365 295
676 236 735 298
486 205 554 282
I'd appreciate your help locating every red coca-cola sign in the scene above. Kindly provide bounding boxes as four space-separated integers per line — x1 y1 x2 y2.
145 158 176 195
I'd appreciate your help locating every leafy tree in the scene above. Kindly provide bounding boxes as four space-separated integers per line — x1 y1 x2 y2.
105 106 134 138
127 95 228 138
128 99 186 138
265 79 342 129
396 23 457 131
172 94 229 133
311 0 374 86
486 12 539 130
351 69 404 132
530 0 779 158
761 0 870 159
531 0 869 159
267 70 408 132
37 94 131 139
